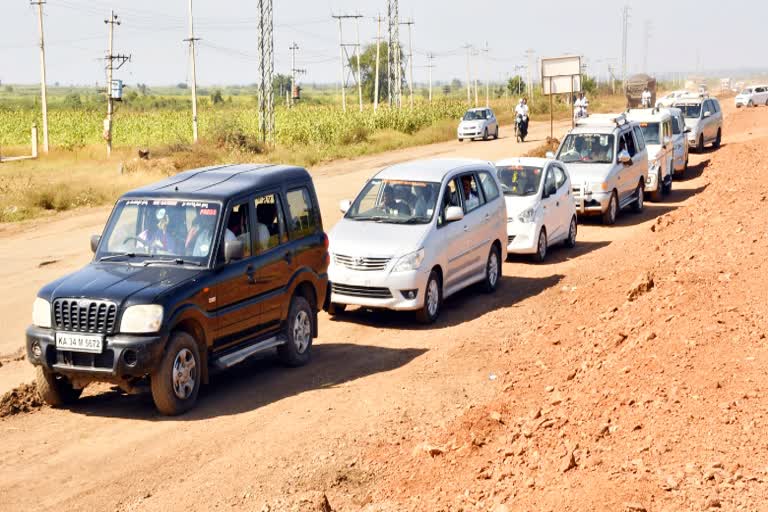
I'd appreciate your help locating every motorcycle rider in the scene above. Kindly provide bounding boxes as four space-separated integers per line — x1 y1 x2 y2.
574 92 589 119
515 97 530 139
641 87 652 108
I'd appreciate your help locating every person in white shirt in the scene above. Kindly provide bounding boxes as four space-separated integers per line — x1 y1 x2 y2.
461 175 480 210
514 98 530 138
574 93 589 118
641 87 652 108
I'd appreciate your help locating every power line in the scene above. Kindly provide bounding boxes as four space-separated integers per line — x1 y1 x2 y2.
332 14 363 113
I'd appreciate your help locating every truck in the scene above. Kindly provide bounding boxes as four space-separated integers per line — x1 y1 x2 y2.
625 74 657 108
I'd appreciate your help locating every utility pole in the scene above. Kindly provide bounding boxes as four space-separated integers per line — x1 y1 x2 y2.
185 0 200 143
288 42 305 108
482 42 490 106
621 5 630 87
387 0 401 108
642 20 652 74
426 53 435 102
334 16 347 112
103 11 130 158
257 0 274 143
333 14 364 113
374 14 383 112
401 19 415 109
31 1 49 154
463 44 472 105
355 16 363 112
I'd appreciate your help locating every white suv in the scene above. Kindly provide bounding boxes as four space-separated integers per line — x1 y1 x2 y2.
665 107 690 177
735 85 768 108
328 159 507 323
627 108 674 200
674 97 723 152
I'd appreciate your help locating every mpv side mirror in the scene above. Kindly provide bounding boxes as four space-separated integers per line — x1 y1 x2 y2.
663 136 672 146
90 234 101 253
684 127 691 134
545 151 555 159
703 111 711 118
444 206 464 222
339 199 351 214
224 239 245 263
618 150 632 165
543 183 557 198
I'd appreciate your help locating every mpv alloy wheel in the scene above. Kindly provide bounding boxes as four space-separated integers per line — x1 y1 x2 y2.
416 271 442 324
632 184 644 213
482 246 501 293
602 192 618 225
565 217 577 248
277 295 314 367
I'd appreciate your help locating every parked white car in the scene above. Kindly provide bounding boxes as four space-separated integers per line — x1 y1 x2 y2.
328 159 507 323
495 158 577 262
554 114 648 225
656 90 688 108
664 107 690 177
458 107 499 141
626 108 674 200
735 85 768 108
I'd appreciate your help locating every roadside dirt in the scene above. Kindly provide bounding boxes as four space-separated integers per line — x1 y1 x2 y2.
1 103 767 511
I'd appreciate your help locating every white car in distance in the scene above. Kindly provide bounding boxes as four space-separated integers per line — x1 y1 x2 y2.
457 107 499 142
328 159 508 324
735 85 768 108
495 158 577 263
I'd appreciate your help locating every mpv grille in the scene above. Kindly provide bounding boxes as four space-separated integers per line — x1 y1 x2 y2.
53 299 117 334
572 185 583 196
331 283 393 299
334 254 391 271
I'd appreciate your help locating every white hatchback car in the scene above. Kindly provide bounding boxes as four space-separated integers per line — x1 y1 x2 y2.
495 158 577 262
735 85 768 108
328 159 508 323
457 107 499 141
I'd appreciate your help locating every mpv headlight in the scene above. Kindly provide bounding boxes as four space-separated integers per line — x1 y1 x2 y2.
393 249 425 272
518 207 536 223
32 297 52 328
120 305 164 334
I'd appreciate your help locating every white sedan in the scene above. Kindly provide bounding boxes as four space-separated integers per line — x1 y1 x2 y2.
457 107 499 141
495 157 577 262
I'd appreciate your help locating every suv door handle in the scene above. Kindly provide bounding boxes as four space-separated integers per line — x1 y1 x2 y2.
245 264 256 284
283 251 293 264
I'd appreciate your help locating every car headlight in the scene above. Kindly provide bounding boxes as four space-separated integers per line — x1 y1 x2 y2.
518 207 536 223
120 305 164 334
32 297 52 328
393 248 425 272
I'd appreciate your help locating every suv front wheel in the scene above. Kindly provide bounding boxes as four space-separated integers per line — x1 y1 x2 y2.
416 271 442 324
632 184 645 213
278 295 314 367
602 191 618 225
36 367 83 407
151 331 201 416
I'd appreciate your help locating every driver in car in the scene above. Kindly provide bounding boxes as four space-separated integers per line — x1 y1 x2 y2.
139 208 176 253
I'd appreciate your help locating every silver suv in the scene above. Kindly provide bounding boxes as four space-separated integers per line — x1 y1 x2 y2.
554 114 648 225
673 96 723 153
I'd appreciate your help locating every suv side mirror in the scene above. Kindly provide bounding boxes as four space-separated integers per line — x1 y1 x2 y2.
444 206 464 222
90 234 101 253
339 199 351 214
684 127 691 134
618 150 632 165
703 111 711 118
224 239 245 263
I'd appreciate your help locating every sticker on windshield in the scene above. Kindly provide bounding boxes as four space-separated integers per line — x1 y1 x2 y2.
600 136 609 145
152 200 179 207
200 208 217 216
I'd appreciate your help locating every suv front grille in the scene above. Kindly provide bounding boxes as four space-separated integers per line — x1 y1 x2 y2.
53 299 117 334
332 283 393 299
334 254 391 271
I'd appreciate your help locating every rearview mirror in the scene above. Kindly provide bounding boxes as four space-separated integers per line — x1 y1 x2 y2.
444 206 464 222
339 199 351 214
618 150 632 165
545 151 555 159
224 239 245 263
703 111 711 118
90 234 101 253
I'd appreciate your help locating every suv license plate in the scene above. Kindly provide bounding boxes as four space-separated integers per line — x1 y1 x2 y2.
56 333 104 354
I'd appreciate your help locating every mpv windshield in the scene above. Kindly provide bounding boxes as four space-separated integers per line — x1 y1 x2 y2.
639 122 660 145
346 179 440 224
497 165 543 197
98 199 222 264
557 134 615 164
741 89 752 95
463 110 487 121
677 104 702 119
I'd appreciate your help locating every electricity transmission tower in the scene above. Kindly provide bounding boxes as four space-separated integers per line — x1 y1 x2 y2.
332 14 364 113
289 42 306 107
185 0 200 143
621 5 630 86
426 53 435 102
387 0 401 108
103 11 130 158
31 0 49 153
374 14 384 112
257 0 274 144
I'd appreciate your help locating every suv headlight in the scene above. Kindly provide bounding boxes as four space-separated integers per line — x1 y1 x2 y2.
393 248 425 272
120 305 164 334
32 297 52 328
518 207 536 223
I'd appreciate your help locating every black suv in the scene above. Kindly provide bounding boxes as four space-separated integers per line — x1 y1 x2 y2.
26 164 329 415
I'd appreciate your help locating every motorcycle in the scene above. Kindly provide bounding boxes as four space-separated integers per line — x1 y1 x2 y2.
515 114 528 142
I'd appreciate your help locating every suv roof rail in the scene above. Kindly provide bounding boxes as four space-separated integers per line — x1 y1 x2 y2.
575 113 628 127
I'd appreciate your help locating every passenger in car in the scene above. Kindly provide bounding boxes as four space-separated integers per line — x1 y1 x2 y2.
461 175 479 210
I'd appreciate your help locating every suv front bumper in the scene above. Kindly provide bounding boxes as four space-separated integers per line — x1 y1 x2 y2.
572 189 612 215
26 326 166 379
328 265 429 311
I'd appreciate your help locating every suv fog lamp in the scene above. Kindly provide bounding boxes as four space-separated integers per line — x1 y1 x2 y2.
401 289 418 300
31 341 42 359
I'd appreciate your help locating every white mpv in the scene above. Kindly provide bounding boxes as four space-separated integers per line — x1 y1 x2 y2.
495 158 577 262
328 159 508 323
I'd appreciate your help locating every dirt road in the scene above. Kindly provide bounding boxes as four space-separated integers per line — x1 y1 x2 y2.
2 104 767 511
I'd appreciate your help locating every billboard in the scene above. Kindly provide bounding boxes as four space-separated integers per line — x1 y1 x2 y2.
541 55 582 95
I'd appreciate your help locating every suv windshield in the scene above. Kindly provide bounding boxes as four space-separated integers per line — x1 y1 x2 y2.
639 122 660 145
463 110 487 121
497 165 543 197
98 199 222 264
346 179 440 224
677 104 702 119
557 133 615 164
741 89 752 95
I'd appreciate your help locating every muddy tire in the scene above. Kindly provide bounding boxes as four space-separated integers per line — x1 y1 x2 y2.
326 302 346 316
602 191 618 225
36 367 82 407
481 245 501 293
564 216 577 248
531 228 547 263
277 296 314 367
416 271 442 324
150 331 201 416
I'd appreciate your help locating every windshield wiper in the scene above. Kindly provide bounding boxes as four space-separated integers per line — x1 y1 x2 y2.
99 252 136 262
395 217 431 224
141 258 201 267
351 215 389 222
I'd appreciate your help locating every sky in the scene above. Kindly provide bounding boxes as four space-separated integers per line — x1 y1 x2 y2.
1 0 765 87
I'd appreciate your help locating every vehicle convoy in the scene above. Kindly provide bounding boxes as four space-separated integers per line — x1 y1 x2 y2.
665 107 691 177
625 73 657 108
673 96 723 152
735 85 768 108
554 114 648 225
26 164 329 415
328 159 507 323
458 107 499 141
495 158 577 263
655 90 688 108
626 108 675 200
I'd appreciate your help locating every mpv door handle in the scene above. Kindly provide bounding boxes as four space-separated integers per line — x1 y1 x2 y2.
245 264 256 284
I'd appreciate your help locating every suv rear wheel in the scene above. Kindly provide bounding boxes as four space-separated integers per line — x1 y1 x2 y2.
36 367 83 407
416 271 442 324
482 245 501 293
151 331 201 416
278 295 314 367
602 191 618 225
